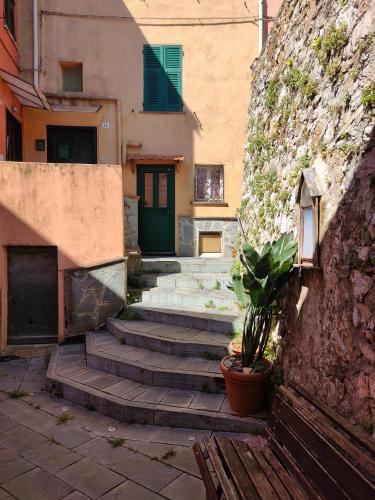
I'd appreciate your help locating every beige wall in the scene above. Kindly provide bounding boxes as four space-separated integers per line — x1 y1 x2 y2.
19 0 259 253
0 162 124 349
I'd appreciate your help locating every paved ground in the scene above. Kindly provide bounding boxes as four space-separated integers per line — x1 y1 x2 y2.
0 357 251 499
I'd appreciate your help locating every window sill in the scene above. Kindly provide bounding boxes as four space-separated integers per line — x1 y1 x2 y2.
140 111 186 115
294 264 321 270
192 202 228 207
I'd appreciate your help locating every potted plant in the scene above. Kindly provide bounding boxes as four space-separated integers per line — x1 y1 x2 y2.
222 233 297 414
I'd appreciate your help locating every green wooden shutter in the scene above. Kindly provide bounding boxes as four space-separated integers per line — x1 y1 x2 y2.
163 46 182 112
144 45 163 111
144 45 182 112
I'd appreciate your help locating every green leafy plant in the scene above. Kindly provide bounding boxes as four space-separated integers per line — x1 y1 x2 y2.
213 280 221 290
107 437 124 447
205 299 216 309
228 233 297 368
57 411 73 424
8 389 28 399
361 85 375 109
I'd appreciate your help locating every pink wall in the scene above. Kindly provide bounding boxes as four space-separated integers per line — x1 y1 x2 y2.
265 0 283 40
0 162 124 348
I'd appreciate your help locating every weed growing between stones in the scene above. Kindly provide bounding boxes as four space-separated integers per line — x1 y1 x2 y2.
161 449 176 460
107 437 124 447
8 389 28 399
56 411 73 424
213 280 221 290
120 307 142 321
312 24 348 64
361 85 375 109
205 299 216 309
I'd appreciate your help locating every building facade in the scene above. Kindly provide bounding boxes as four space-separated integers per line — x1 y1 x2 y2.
18 0 280 258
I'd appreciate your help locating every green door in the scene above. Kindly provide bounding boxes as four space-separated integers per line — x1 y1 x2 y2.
137 165 175 254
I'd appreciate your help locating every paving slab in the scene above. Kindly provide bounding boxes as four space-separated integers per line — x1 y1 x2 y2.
0 487 12 499
133 387 169 404
20 440 82 473
0 448 35 484
64 491 91 500
56 458 124 499
151 427 211 447
2 467 74 500
0 413 18 433
100 480 164 499
190 392 226 412
46 423 94 449
114 423 158 442
0 425 48 453
159 472 206 500
127 441 201 477
161 389 195 408
75 437 181 492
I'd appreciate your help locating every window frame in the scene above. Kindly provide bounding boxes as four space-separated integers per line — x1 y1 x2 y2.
194 164 225 204
297 181 320 267
4 0 16 41
61 62 83 93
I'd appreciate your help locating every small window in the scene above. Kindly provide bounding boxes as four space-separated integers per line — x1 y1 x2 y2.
61 63 83 92
296 169 322 267
194 165 224 203
4 0 16 40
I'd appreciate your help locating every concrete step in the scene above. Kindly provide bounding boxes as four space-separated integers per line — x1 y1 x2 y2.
141 257 233 274
129 272 231 291
108 318 229 358
141 287 237 311
129 303 242 334
86 331 225 392
47 345 266 433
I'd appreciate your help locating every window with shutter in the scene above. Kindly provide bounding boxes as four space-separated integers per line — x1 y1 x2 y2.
144 45 182 112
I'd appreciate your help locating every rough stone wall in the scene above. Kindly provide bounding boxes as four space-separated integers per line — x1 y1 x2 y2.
242 0 375 433
64 259 126 337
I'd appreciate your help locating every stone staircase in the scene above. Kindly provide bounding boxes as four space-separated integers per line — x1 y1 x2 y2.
47 258 265 433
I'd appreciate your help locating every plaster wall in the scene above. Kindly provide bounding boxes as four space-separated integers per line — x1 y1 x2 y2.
0 162 124 350
18 0 263 253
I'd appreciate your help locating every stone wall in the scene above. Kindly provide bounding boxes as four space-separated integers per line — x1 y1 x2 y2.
178 217 238 258
242 0 375 433
124 196 139 253
64 259 126 337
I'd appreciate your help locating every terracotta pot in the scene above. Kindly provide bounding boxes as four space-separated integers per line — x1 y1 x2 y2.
220 356 271 415
229 339 242 355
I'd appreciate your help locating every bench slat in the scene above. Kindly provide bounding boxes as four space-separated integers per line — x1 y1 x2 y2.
268 414 349 500
193 441 219 500
265 428 321 500
215 437 259 500
279 385 375 482
273 394 375 500
230 439 278 500
203 436 239 500
248 442 292 500
261 443 308 500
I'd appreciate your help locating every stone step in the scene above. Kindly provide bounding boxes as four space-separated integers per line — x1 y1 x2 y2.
47 345 266 433
129 303 242 334
108 318 229 358
141 257 233 274
86 331 225 392
129 272 231 291
141 287 237 311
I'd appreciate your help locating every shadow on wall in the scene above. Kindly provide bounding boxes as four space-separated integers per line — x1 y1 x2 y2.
0 203 126 347
280 138 375 432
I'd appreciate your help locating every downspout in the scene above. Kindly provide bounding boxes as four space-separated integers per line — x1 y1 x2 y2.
258 0 265 54
33 0 39 87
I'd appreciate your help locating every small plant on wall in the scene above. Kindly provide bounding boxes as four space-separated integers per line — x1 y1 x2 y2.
222 233 297 414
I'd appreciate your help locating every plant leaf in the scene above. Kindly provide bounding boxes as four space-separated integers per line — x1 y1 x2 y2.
243 244 260 270
254 253 271 279
230 273 249 307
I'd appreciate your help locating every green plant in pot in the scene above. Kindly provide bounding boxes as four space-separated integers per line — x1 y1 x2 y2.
222 232 297 415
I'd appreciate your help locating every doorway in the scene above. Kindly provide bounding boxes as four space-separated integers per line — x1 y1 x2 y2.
6 110 22 161
137 165 175 254
47 126 97 163
7 246 58 345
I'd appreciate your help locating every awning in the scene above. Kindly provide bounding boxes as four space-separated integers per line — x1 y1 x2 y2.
0 68 51 110
127 153 185 173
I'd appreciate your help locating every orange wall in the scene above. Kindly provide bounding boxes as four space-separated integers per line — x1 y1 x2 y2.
0 1 22 159
0 161 124 349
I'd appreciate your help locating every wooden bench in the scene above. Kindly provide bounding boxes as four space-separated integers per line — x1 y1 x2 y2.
193 384 375 499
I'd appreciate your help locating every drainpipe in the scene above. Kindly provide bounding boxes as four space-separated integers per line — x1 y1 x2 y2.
33 0 39 87
259 0 265 54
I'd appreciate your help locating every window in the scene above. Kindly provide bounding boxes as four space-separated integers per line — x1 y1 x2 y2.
144 45 182 112
195 165 224 203
296 169 322 267
4 0 16 40
61 63 83 92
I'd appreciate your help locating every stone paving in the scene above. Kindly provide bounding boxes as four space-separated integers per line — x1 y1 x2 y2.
0 357 253 499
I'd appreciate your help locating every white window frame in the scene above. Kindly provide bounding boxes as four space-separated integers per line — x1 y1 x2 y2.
194 164 224 203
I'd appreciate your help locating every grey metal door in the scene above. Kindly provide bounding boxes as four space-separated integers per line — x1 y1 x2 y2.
7 247 58 345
